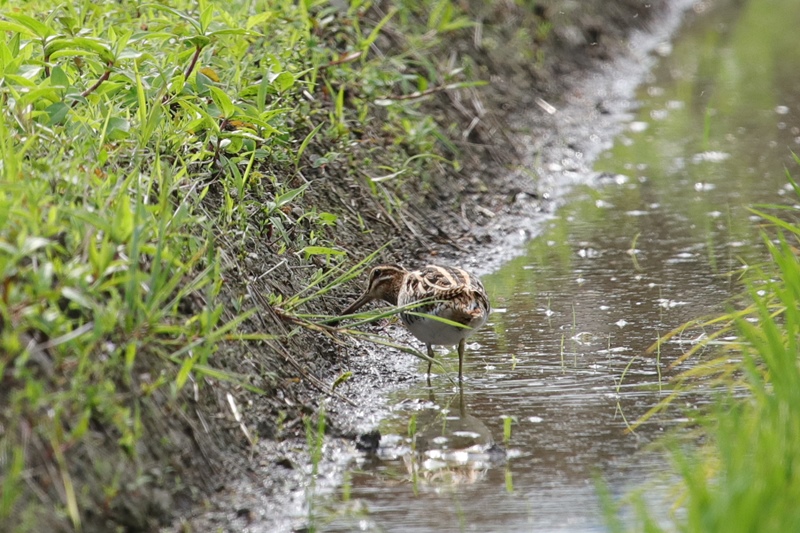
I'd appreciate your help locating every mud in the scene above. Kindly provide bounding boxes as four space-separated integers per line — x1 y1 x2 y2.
174 1 700 531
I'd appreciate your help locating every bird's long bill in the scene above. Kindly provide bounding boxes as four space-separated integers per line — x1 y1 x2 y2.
340 292 374 316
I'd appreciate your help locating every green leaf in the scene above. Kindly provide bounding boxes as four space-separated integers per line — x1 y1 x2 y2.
175 352 198 391
0 41 13 71
199 5 214 33
191 364 265 394
72 208 112 234
208 86 235 117
0 20 36 36
43 37 79 57
19 87 61 108
8 31 20 57
445 80 489 90
256 73 269 111
361 7 396 50
70 410 91 440
50 66 70 88
20 236 51 255
335 85 344 121
45 102 70 126
194 68 212 95
272 71 295 93
299 246 346 258
296 122 323 167
88 235 113 274
61 287 94 309
331 371 352 391
143 4 202 32
105 117 130 141
440 17 474 32
124 343 136 372
71 37 112 56
48 48 92 60
185 35 211 48
318 212 338 225
0 241 18 255
206 28 250 37
6 13 52 38
140 100 163 146
230 113 282 137
246 12 275 30
110 195 134 243
57 16 80 33
273 183 308 208
404 310 471 329
170 73 186 94
117 48 143 60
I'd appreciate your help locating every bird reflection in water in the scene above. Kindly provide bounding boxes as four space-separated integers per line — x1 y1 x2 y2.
389 387 506 490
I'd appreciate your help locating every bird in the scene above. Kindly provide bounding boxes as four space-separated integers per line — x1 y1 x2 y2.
340 264 490 382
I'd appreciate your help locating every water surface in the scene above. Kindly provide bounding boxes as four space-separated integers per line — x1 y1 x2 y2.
320 1 800 530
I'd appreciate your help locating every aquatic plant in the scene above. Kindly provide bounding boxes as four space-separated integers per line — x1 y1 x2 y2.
603 167 800 531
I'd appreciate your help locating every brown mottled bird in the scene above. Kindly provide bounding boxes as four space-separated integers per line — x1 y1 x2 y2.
341 264 490 382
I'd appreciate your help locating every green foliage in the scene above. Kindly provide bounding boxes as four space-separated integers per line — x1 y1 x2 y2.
665 234 800 532
605 169 800 531
304 406 327 533
0 0 485 529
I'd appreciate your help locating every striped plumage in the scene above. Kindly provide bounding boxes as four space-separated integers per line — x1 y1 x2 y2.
341 264 490 382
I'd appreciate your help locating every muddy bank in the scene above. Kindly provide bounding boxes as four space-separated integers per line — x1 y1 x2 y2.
173 1 703 531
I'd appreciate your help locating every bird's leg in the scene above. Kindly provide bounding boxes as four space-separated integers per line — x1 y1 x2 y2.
458 338 465 384
426 344 435 377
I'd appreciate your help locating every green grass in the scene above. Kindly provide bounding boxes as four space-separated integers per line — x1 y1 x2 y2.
0 0 700 529
0 0 499 529
602 169 800 532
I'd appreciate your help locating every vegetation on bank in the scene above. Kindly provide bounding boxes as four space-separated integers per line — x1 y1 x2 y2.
601 167 800 531
0 0 482 530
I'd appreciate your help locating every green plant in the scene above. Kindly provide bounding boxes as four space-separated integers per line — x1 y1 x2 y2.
305 406 327 533
604 169 800 531
0 0 490 528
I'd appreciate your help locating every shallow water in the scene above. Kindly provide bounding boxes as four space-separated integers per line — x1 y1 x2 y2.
319 0 800 531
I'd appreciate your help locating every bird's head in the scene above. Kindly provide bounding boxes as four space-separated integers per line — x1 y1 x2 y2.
340 264 407 315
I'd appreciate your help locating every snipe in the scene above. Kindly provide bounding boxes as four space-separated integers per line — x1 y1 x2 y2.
340 264 490 382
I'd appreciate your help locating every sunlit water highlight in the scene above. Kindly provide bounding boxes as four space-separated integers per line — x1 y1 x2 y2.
319 1 800 530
